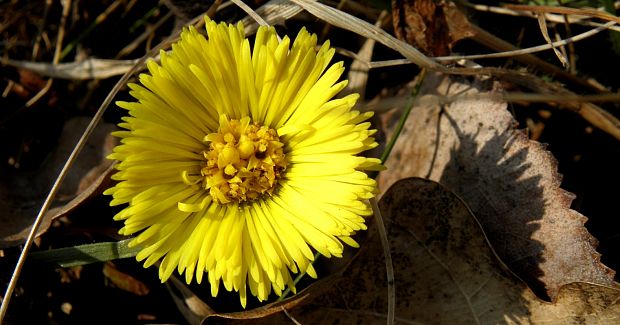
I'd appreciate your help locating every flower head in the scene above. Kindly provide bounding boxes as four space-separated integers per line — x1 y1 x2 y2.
105 18 381 307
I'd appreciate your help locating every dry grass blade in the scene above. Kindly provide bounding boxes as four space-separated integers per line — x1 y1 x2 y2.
438 92 620 105
536 14 569 68
465 1 620 32
31 0 53 59
505 4 620 23
230 0 268 27
460 23 606 92
241 0 303 35
282 308 302 325
498 71 620 141
499 92 620 103
365 92 620 114
447 66 620 142
435 21 616 61
1 58 140 80
289 0 447 72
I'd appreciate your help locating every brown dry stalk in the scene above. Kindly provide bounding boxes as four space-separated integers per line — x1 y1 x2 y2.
230 0 269 27
25 0 71 107
466 24 606 92
536 14 569 68
448 67 620 141
465 1 620 31
505 4 620 24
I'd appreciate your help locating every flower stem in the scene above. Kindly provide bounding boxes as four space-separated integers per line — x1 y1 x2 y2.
380 69 427 164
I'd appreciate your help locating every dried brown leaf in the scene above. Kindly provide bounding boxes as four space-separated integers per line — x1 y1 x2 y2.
218 178 620 324
103 262 150 296
378 73 615 299
0 117 118 247
392 0 476 56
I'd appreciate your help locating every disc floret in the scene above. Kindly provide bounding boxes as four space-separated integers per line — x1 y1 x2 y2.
202 115 287 204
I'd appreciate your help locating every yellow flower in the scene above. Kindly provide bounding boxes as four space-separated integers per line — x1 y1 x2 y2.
105 18 381 307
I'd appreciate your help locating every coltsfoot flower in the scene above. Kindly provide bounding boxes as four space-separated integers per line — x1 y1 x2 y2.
105 18 381 307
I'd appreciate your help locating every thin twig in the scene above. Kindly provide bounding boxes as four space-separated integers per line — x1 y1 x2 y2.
282 307 302 325
436 21 615 61
25 0 71 108
559 11 578 74
429 92 620 105
31 0 53 59
505 4 620 23
59 0 122 60
365 90 620 114
360 20 615 68
0 11 22 35
462 0 620 33
116 10 174 59
370 198 395 325
462 23 608 92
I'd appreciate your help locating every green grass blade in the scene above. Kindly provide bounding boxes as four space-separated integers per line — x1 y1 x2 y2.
28 239 140 268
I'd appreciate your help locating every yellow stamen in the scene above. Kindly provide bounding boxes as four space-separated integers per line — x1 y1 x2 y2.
202 115 287 204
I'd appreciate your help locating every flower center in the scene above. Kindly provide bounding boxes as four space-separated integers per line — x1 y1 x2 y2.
201 115 287 204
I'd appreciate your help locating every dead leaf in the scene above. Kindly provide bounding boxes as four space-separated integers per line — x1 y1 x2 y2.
378 73 615 300
103 262 150 296
220 178 620 324
57 266 83 283
0 117 118 247
392 0 476 56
